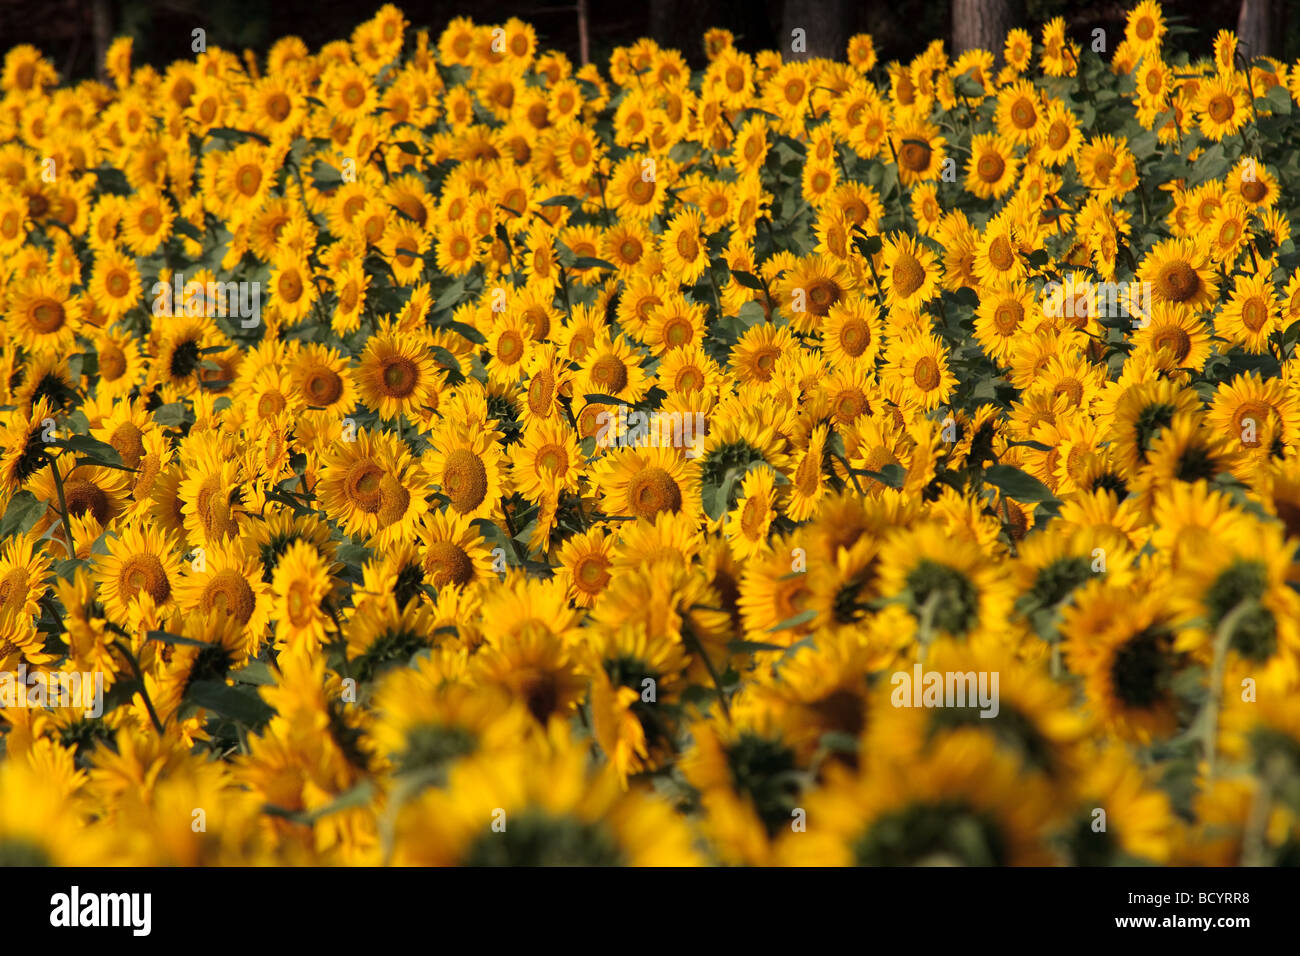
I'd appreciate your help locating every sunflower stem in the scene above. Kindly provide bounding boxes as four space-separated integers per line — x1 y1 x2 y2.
1203 597 1254 780
110 639 165 735
682 622 731 723
916 591 941 665
499 495 527 567
1241 752 1287 866
999 494 1020 558
44 452 75 559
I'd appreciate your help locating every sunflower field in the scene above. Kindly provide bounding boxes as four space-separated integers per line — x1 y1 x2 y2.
2 1 1300 868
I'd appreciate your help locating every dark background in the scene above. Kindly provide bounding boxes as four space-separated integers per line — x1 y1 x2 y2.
2 0 1294 82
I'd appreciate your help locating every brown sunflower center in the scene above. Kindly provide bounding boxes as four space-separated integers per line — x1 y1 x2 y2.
30 298 65 333
106 271 130 299
628 466 682 519
892 253 925 297
203 569 256 623
913 356 941 391
1207 94 1234 123
119 554 170 604
110 422 144 467
898 140 931 172
993 300 1023 335
536 443 568 476
976 152 1005 183
235 164 262 196
590 354 629 393
807 278 842 315
628 178 655 205
442 449 489 514
305 367 343 405
1155 260 1199 303
377 473 410 527
1241 296 1268 332
64 478 110 525
380 356 418 397
671 364 702 391
833 387 869 423
838 319 869 356
497 330 524 364
99 344 127 381
675 231 699 261
346 461 385 513
1153 327 1192 361
988 236 1015 271
426 540 474 588
740 495 766 538
1010 96 1037 129
574 555 610 591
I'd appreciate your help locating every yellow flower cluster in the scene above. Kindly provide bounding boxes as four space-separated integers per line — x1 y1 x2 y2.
1 1 1300 865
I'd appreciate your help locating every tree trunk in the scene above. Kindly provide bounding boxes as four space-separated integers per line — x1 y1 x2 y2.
781 0 851 61
1237 0 1274 59
951 0 1015 59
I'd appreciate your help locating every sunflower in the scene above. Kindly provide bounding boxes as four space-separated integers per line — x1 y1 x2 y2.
579 331 649 406
658 207 708 284
92 519 182 627
1131 303 1212 374
591 443 701 524
1207 371 1300 454
878 233 940 311
267 251 317 326
822 296 883 369
1062 580 1187 743
510 417 583 501
584 622 688 783
780 728 1058 865
885 332 957 413
0 398 56 498
423 425 509 522
5 275 80 355
269 540 334 651
354 325 441 423
366 668 529 783
724 466 781 561
610 153 669 221
964 133 1019 199
1218 270 1279 354
890 117 946 187
1196 73 1250 140
657 344 725 398
391 727 699 866
1170 519 1300 685
1138 237 1218 312
88 246 141 323
174 541 272 651
776 255 856 334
